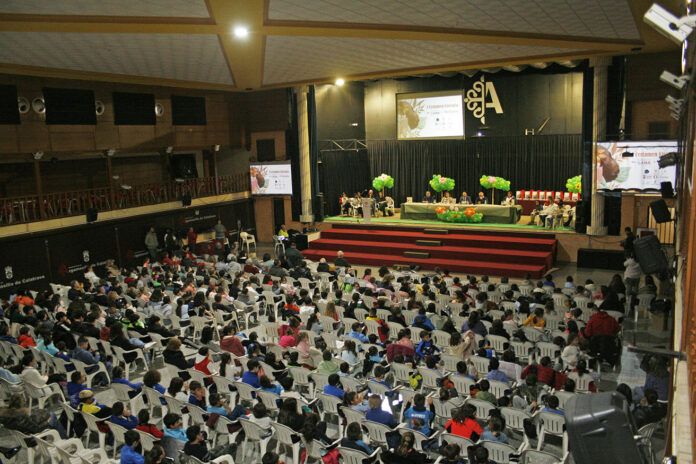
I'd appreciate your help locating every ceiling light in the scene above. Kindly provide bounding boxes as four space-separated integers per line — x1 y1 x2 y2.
233 26 249 39
335 78 345 86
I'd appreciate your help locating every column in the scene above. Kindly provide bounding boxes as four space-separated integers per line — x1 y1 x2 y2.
106 155 116 211
33 158 45 220
587 56 611 235
296 85 314 223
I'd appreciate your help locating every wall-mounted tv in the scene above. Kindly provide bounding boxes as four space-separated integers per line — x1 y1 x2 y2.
397 91 464 139
171 95 206 125
596 141 677 191
113 92 156 125
43 87 96 125
250 162 293 195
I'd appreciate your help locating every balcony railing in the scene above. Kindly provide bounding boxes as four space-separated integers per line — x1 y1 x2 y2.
0 173 249 226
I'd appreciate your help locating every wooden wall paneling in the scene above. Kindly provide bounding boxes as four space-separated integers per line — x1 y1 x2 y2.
118 126 157 150
175 126 207 148
206 97 228 122
95 126 120 150
48 125 96 152
253 196 274 243
18 122 50 152
0 126 19 153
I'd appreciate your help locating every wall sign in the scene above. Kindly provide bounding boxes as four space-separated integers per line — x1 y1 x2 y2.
464 75 504 125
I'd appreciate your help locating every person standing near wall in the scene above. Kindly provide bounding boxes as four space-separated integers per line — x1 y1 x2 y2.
145 227 159 262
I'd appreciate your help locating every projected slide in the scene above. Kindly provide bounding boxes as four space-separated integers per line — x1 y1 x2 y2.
397 92 464 139
596 141 677 191
250 162 293 195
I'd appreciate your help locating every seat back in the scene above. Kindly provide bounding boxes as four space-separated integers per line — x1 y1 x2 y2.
418 367 441 391
440 433 474 456
257 390 281 413
270 422 298 447
288 366 312 385
488 380 510 398
519 449 562 464
391 362 413 385
136 429 158 452
239 417 267 440
362 420 391 446
233 381 258 403
338 447 374 464
432 330 451 347
500 406 531 432
451 375 476 398
110 382 135 402
441 354 460 372
397 427 429 451
487 335 508 353
537 342 562 359
340 375 364 393
465 397 495 420
510 340 534 361
319 393 342 414
470 356 490 378
481 441 517 463
538 411 566 436
340 406 366 426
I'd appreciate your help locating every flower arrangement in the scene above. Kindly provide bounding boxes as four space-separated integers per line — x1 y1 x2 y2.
479 175 511 191
372 173 394 192
566 175 582 194
429 174 455 192
436 206 484 223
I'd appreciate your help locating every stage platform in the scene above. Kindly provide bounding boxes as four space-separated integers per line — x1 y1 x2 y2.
304 222 559 278
322 214 577 234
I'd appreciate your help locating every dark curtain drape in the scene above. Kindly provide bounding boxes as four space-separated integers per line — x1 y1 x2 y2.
363 135 582 206
320 150 370 216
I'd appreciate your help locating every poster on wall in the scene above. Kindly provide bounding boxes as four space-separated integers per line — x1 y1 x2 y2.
396 91 464 139
596 141 677 191
250 162 293 195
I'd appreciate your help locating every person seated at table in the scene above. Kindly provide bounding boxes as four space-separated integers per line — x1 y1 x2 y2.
423 191 436 203
377 190 389 216
459 191 472 205
340 192 351 215
476 191 488 204
442 191 455 204
539 199 560 227
501 191 515 206
529 200 544 224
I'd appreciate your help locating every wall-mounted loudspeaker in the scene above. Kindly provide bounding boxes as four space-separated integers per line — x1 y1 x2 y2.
32 97 45 114
633 234 669 275
660 181 675 199
86 208 98 223
95 100 105 116
181 194 192 207
649 199 672 223
17 97 30 114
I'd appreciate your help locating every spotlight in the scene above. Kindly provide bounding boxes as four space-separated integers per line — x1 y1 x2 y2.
166 146 173 154
644 3 694 45
213 144 220 152
233 26 249 39
335 78 345 86
33 151 44 160
350 123 359 127
660 70 690 90
658 152 679 168
106 148 116 157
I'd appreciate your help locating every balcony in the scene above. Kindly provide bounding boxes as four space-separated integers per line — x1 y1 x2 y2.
0 173 249 225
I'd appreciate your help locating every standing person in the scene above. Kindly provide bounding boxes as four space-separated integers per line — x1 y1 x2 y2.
163 228 178 256
145 227 159 261
214 219 227 240
459 191 472 205
624 253 642 298
621 227 636 256
187 227 198 249
476 192 488 204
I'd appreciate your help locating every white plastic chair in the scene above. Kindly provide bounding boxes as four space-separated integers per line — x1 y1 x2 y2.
482 440 518 463
362 420 394 447
465 397 495 421
240 232 257 253
519 449 563 464
470 356 490 379
239 418 272 460
338 446 380 464
536 411 568 454
271 422 301 464
440 433 474 456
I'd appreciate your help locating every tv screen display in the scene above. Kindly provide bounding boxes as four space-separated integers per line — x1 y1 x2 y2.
43 87 96 125
596 141 677 191
171 95 206 125
250 162 293 195
113 92 156 125
397 91 464 139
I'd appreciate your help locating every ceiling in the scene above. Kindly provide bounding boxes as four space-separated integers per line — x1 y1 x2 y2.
0 0 681 91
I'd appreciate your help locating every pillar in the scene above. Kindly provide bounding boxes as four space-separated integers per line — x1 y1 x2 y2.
33 158 45 220
587 56 611 235
296 85 314 223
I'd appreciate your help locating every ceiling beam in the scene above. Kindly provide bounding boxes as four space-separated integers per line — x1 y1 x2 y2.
263 21 643 52
0 17 217 34
207 0 265 90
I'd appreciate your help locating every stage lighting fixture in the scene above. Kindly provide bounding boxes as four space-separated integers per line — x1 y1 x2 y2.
166 146 173 154
335 78 345 86
33 151 44 160
106 148 116 157
660 70 690 90
233 26 249 39
644 3 694 45
658 152 679 168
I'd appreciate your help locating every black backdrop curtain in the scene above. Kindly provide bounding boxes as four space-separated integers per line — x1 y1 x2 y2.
361 135 582 206
320 150 370 215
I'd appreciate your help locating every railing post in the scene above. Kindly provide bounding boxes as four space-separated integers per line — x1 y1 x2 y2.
106 156 116 211
33 158 46 220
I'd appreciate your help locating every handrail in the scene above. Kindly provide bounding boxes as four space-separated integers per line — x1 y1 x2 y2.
0 173 250 226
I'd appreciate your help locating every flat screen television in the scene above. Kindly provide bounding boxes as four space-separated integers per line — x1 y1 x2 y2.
250 162 293 195
43 87 96 125
596 140 677 191
113 92 156 125
396 91 464 139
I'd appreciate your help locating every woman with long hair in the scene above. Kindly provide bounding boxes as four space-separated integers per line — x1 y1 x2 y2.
277 397 305 430
382 431 429 464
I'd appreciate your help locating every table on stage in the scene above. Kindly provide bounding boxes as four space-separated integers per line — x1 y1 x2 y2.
399 202 523 224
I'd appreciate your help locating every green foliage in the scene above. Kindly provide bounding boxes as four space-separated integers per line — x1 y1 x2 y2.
435 209 484 223
566 175 582 193
372 173 395 191
479 175 511 191
429 174 455 192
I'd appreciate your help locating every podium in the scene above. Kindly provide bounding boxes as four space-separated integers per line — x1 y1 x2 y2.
361 198 372 223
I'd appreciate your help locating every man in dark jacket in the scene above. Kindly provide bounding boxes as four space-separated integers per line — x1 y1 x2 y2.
284 242 303 268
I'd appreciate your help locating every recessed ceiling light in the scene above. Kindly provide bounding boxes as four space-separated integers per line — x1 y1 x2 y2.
335 78 345 86
233 26 249 38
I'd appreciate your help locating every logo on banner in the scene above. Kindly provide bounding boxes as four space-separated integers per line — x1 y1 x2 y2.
4 266 12 280
464 75 503 124
82 250 90 263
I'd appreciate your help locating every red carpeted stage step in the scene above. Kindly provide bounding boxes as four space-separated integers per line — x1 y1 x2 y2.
304 225 557 278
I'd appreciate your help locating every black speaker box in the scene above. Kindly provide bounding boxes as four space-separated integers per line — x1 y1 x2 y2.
565 392 646 464
181 194 192 207
86 208 98 223
294 233 309 251
633 235 669 275
314 193 324 222
574 200 586 233
650 199 671 223
660 181 675 199
577 248 625 271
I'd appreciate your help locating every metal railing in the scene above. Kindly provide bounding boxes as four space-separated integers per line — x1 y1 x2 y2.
0 173 249 226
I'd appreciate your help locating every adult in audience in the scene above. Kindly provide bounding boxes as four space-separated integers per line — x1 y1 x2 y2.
633 388 666 428
623 253 642 297
0 393 67 438
444 404 482 441
382 431 428 464
365 394 397 428
163 337 194 379
145 227 159 261
277 398 305 429
284 242 304 268
335 250 351 268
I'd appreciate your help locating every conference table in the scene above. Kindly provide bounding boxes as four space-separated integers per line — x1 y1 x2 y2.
400 202 523 224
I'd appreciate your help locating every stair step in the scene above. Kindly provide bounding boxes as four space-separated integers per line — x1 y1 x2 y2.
424 228 449 234
416 239 442 246
404 251 430 259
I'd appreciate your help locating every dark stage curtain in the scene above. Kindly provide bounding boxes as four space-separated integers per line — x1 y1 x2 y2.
363 135 582 205
320 150 370 216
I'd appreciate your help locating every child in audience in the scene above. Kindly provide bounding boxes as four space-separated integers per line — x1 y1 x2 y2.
111 401 138 429
403 393 435 436
248 402 273 436
207 392 246 421
136 409 163 438
67 371 89 405
187 381 207 408
259 375 284 395
475 380 497 405
415 331 440 361
444 404 481 440
481 415 508 443
316 350 340 375
17 326 36 348
440 444 466 464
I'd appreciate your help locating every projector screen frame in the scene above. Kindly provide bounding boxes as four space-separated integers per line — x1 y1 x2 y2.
396 90 465 140
249 160 294 196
